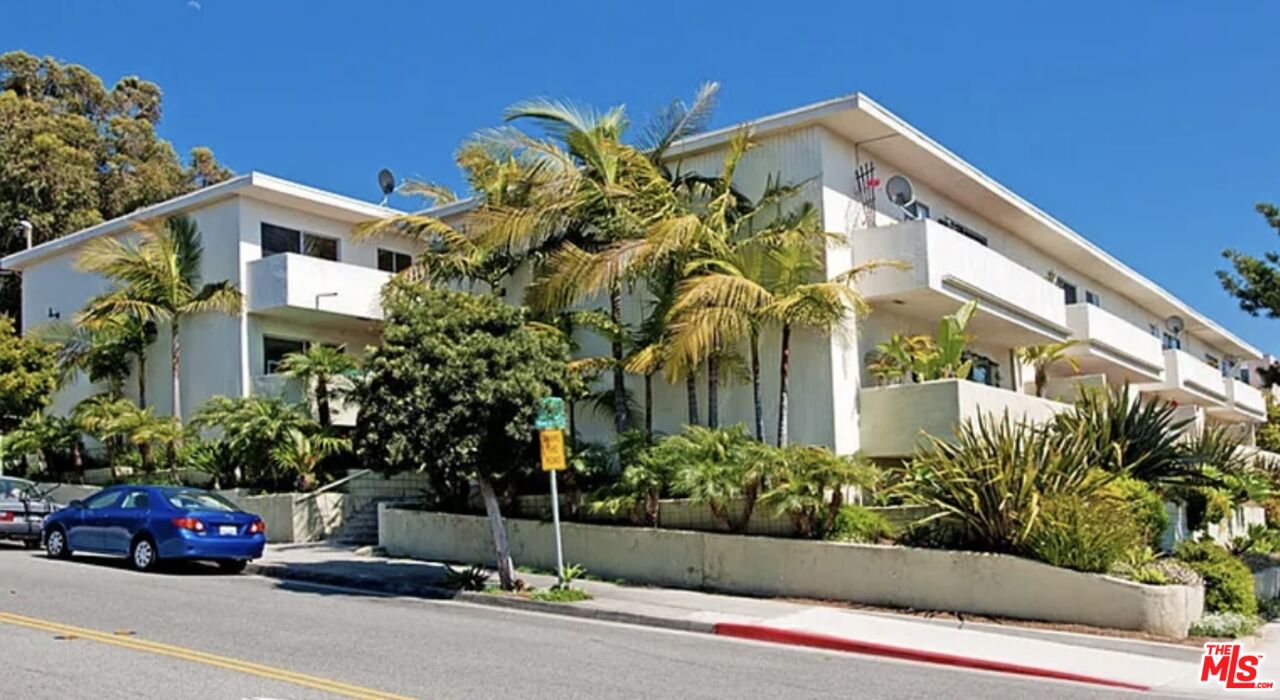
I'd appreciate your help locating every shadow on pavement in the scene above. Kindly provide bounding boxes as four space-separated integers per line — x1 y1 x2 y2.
256 558 462 600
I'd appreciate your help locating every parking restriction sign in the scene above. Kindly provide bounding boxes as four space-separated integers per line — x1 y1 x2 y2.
540 429 566 472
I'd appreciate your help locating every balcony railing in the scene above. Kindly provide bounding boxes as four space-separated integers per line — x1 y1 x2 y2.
1063 303 1165 382
1154 349 1228 405
246 253 391 321
852 220 1069 345
1226 378 1266 420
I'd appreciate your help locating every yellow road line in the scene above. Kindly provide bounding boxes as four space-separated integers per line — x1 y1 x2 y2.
0 612 415 700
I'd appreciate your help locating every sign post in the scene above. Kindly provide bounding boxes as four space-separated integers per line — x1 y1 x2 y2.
535 398 568 586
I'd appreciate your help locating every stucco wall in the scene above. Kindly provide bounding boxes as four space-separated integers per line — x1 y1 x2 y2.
380 508 1203 637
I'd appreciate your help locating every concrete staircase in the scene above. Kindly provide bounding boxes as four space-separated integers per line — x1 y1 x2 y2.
332 498 390 545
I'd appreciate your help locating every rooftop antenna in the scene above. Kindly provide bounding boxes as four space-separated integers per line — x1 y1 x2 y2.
16 220 32 249
377 169 396 207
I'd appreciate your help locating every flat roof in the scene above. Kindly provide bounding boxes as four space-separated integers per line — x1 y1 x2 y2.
2 172 403 270
667 93 1262 360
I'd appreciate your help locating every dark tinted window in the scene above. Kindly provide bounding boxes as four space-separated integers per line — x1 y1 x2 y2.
264 336 307 374
303 234 339 261
166 491 240 513
377 249 412 273
1057 279 1078 305
261 223 301 256
122 492 150 510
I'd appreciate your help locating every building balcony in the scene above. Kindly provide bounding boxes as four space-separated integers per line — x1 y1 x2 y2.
1139 349 1228 407
1211 378 1267 423
246 253 391 326
852 220 1070 347
858 379 1071 458
250 373 358 427
1062 303 1165 383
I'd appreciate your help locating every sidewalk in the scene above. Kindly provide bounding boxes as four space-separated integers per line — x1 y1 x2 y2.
249 543 1222 696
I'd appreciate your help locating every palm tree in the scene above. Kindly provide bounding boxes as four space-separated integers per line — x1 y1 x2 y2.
271 428 350 492
72 394 138 466
1015 341 1081 397
669 204 905 446
37 315 155 405
279 344 358 428
77 215 243 419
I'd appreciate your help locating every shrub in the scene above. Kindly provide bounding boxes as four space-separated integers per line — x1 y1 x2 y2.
1111 551 1202 586
828 506 896 543
664 425 777 532
1053 385 1200 485
1259 596 1280 622
1024 494 1144 573
896 414 1104 552
1189 612 1259 639
1174 539 1258 617
764 446 880 539
529 587 592 603
1262 497 1280 529
1102 476 1169 547
443 565 490 591
897 518 967 550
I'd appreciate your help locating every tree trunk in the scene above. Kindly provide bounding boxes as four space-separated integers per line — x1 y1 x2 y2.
707 357 719 429
567 399 577 450
644 373 654 440
686 375 699 426
316 375 331 428
609 287 627 434
750 329 763 442
1034 366 1047 398
777 324 792 447
478 476 516 591
137 352 147 410
170 320 181 420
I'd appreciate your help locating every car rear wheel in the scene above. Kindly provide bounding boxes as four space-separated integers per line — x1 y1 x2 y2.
217 559 247 574
129 537 158 572
45 528 70 559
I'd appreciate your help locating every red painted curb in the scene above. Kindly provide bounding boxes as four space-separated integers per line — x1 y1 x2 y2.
713 623 1151 692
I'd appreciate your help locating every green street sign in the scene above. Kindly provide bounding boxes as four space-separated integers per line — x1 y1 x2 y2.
535 396 567 431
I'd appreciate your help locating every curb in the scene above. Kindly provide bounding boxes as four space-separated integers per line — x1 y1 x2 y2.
714 623 1152 692
248 563 1152 692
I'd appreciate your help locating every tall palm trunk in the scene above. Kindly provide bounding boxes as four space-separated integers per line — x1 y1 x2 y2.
750 329 763 441
707 356 719 429
644 373 654 439
315 374 332 428
478 475 515 590
137 353 147 410
777 323 792 447
170 320 181 420
609 286 627 433
686 375 699 426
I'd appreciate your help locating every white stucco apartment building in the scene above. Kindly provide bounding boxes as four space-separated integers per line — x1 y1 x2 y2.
2 94 1270 457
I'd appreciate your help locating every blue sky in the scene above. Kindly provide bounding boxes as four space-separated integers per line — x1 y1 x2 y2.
5 1 1280 351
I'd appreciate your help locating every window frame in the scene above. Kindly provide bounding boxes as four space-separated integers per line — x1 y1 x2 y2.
263 335 310 374
377 248 413 273
1085 290 1101 307
1056 278 1079 305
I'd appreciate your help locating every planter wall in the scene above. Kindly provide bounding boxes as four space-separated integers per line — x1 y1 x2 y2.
221 492 350 544
380 507 1204 638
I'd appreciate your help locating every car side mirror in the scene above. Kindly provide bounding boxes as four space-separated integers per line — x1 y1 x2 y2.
67 499 84 509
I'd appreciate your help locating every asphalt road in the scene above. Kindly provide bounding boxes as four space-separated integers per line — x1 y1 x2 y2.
0 543 1167 700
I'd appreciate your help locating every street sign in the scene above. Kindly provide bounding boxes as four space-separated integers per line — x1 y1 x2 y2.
534 397 566 431
539 429 566 472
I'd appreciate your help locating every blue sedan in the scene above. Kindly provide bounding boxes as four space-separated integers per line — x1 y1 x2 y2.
41 485 266 573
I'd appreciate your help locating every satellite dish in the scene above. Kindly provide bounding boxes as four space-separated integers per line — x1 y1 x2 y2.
1164 315 1185 335
885 175 915 207
377 169 396 205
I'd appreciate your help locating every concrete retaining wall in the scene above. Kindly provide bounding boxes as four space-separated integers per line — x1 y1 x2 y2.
220 492 350 544
380 508 1204 638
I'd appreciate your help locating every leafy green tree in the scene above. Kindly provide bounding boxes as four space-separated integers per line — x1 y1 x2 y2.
1219 203 1280 317
271 428 350 492
5 412 83 478
192 396 316 489
353 281 578 590
280 344 358 428
78 214 243 418
0 51 232 320
0 315 58 431
37 315 155 404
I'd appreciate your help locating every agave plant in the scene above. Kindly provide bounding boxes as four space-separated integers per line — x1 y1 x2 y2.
897 412 1106 552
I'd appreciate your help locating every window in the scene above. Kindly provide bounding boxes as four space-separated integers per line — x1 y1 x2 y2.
83 490 122 510
260 223 339 261
1149 323 1160 338
937 216 988 246
1204 354 1220 370
165 490 241 513
1085 291 1101 307
377 249 413 273
264 336 308 374
964 351 1002 387
905 200 930 221
1240 367 1252 384
1056 279 1078 305
1162 332 1181 351
121 491 150 510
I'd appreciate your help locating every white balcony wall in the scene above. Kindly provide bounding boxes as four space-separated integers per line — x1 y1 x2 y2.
247 253 390 320
1226 379 1266 420
1163 349 1228 404
858 379 1071 458
1063 303 1165 381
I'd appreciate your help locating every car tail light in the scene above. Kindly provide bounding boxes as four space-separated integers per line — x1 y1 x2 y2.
247 519 265 535
172 517 205 532
0 512 12 522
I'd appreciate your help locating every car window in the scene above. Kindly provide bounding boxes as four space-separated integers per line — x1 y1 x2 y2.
83 490 123 510
121 492 150 510
165 491 240 513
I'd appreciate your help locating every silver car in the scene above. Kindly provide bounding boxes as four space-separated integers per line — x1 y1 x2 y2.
0 477 56 549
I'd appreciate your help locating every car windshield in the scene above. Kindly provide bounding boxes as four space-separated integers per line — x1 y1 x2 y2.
165 491 241 513
2 479 36 499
